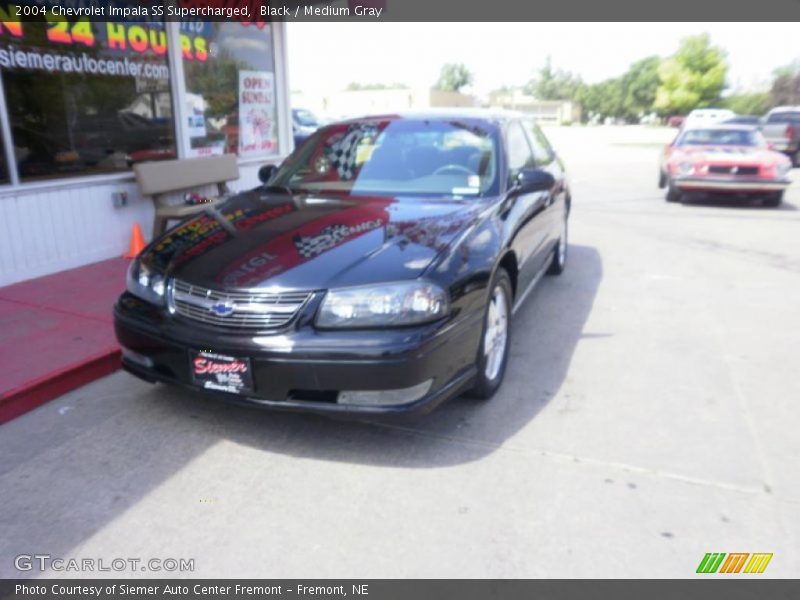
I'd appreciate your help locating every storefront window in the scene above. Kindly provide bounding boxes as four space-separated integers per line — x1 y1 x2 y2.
182 22 278 159
0 18 176 182
0 120 8 183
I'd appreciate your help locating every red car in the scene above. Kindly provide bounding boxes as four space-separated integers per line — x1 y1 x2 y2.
659 125 792 206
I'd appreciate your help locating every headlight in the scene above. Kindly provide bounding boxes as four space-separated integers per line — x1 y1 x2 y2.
678 162 694 175
776 162 792 178
126 259 166 306
316 281 448 328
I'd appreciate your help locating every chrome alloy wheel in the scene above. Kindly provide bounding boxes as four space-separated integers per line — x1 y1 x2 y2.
483 287 509 380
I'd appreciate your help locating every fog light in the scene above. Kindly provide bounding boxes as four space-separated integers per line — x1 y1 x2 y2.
121 347 154 368
337 379 433 406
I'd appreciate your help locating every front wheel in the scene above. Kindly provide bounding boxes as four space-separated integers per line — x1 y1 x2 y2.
468 269 512 400
764 191 784 207
666 180 682 203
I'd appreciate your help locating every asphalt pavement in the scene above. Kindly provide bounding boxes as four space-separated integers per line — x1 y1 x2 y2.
1 126 798 578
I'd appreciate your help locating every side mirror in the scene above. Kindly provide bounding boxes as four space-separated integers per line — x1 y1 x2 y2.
258 164 278 184
515 168 555 194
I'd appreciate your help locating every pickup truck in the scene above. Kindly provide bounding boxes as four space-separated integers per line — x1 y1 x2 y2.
761 107 800 166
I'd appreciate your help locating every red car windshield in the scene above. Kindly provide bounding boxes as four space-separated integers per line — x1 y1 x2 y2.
677 128 765 147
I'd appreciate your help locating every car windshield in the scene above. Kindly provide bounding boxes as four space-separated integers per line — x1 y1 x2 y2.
293 109 321 128
272 118 500 198
677 128 764 147
766 111 800 124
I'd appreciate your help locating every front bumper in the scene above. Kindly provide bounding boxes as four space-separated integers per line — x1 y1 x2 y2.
114 293 483 418
674 177 791 192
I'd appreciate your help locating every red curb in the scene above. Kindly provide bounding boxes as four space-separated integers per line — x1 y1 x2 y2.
0 349 121 424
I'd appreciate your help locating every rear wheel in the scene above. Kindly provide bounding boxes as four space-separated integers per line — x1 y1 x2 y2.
764 191 783 207
658 170 667 189
666 180 682 203
468 269 512 400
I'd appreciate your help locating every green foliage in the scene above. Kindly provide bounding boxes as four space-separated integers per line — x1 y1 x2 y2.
655 34 728 115
526 57 583 101
769 61 800 106
575 56 660 122
435 63 474 93
723 92 770 116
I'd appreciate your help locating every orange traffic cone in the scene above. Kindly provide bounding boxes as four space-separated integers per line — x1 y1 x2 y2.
124 223 146 258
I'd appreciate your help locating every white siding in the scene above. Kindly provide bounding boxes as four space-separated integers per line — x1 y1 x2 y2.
0 162 267 286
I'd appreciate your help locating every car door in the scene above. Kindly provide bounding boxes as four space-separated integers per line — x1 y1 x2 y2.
523 120 567 254
504 120 552 294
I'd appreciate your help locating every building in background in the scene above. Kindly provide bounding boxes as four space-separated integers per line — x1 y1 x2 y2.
488 90 581 124
292 87 479 121
0 19 293 286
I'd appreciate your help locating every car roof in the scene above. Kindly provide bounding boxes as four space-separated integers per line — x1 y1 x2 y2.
768 106 800 112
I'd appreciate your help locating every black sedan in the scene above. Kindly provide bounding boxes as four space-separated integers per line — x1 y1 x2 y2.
114 111 571 417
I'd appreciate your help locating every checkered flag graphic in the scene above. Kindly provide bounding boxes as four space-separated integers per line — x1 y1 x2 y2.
325 124 378 180
294 224 351 258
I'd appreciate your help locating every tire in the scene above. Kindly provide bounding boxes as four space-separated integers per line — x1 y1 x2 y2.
546 212 568 276
666 180 681 203
468 269 513 400
764 191 783 207
658 170 667 189
793 149 800 168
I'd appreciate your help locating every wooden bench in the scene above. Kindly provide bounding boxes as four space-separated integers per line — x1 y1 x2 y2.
133 155 240 235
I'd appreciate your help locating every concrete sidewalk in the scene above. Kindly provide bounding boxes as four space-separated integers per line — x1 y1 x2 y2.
0 258 126 423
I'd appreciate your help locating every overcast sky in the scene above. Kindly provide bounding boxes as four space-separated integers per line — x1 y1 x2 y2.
287 22 798 96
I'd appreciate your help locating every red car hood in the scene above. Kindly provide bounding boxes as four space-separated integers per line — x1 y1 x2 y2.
670 145 781 165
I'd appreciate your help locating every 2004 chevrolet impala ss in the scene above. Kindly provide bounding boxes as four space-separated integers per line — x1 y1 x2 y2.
114 111 571 417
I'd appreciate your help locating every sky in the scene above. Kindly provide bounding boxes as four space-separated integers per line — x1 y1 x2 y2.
286 22 798 97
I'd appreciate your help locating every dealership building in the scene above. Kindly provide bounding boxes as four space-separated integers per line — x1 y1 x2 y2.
0 18 293 286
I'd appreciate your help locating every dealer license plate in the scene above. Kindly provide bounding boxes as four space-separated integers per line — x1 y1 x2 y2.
190 351 254 395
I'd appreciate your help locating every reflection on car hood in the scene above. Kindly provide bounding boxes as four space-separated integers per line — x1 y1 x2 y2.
143 189 487 291
672 145 779 163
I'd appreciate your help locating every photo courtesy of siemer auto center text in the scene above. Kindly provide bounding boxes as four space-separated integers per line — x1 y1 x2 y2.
0 0 798 597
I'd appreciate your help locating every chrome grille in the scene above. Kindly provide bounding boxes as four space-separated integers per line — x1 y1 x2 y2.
168 279 312 330
708 165 759 176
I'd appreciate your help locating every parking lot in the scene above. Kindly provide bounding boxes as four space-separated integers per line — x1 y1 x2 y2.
1 125 798 578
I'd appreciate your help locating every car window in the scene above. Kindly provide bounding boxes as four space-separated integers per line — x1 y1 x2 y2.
506 121 535 181
523 120 554 166
766 112 800 124
272 118 500 198
676 128 763 147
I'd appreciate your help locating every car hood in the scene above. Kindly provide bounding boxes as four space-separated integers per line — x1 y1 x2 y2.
143 189 487 291
671 145 780 164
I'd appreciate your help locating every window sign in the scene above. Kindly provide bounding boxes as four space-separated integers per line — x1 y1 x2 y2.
182 22 278 159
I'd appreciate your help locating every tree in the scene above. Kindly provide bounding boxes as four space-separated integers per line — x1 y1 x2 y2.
724 92 771 115
655 34 728 115
527 57 583 100
435 64 474 93
769 61 800 106
620 56 661 119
